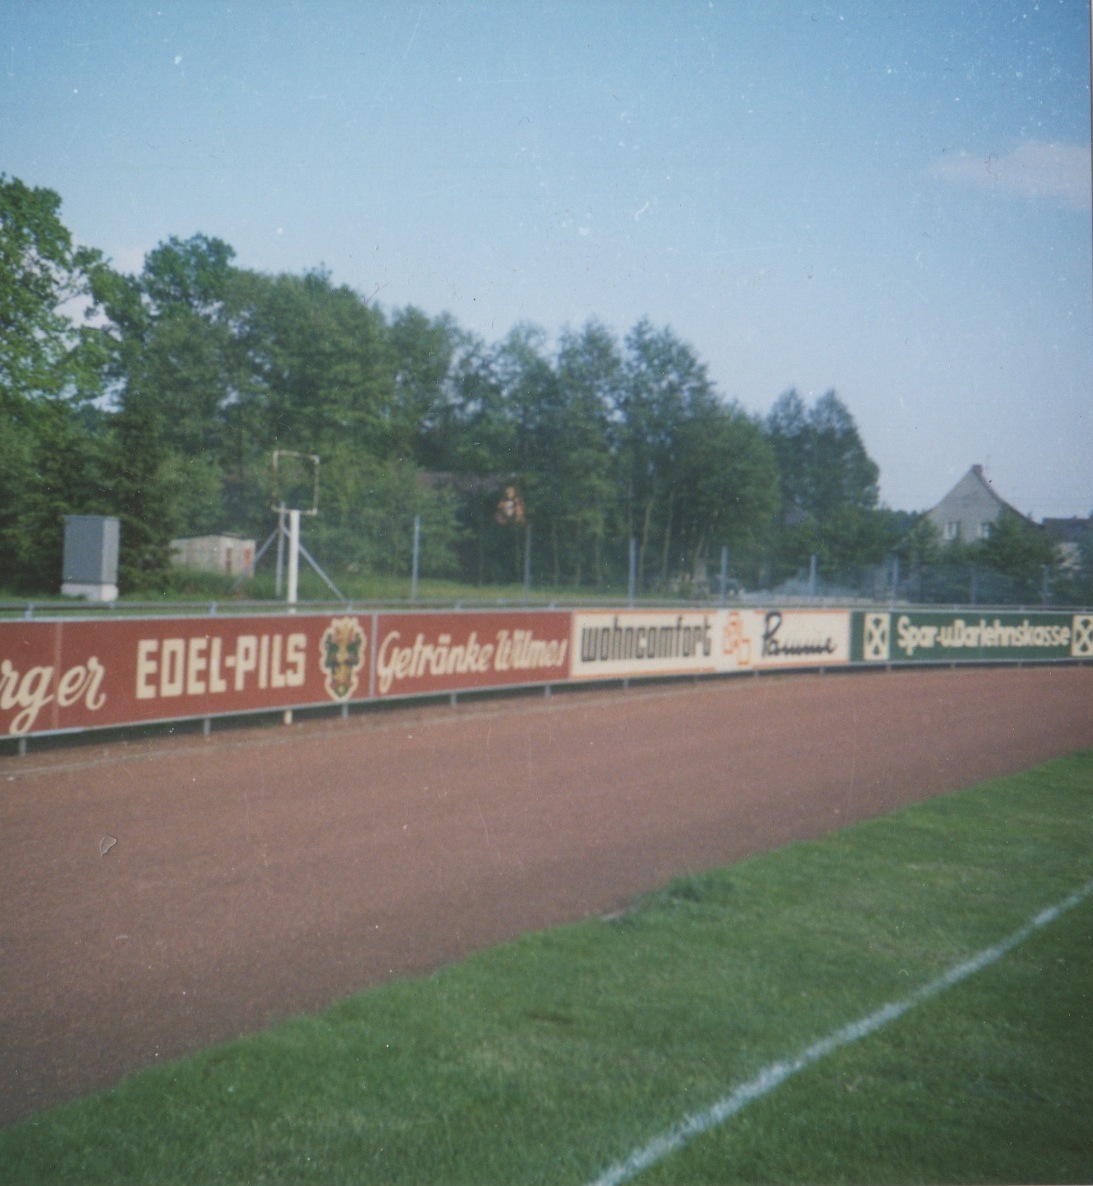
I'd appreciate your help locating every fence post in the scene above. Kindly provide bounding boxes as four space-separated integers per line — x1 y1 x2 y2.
628 538 637 607
275 505 286 598
411 514 421 601
523 523 532 601
719 545 729 607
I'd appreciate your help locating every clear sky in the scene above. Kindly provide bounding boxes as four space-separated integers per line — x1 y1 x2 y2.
4 1 1091 517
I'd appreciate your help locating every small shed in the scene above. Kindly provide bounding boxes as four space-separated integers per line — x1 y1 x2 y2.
170 535 255 577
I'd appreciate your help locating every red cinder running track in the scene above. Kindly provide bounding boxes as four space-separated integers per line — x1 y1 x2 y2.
1 665 1091 1126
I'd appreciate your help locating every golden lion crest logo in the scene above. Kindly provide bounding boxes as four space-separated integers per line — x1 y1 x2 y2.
320 617 367 701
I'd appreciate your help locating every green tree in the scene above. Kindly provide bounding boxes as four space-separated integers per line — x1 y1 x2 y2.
764 389 886 583
388 306 458 464
112 393 176 592
15 402 114 591
233 268 397 457
141 234 235 316
134 236 244 456
616 319 716 588
486 324 554 582
764 389 811 518
550 321 621 586
0 416 34 589
0 176 112 590
978 510 1058 602
675 401 779 584
0 174 108 408
808 390 880 517
420 328 520 584
427 327 513 476
896 514 943 569
1053 519 1093 605
222 270 480 582
91 234 244 586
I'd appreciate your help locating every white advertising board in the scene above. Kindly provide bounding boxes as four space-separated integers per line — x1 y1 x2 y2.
570 608 851 682
722 609 851 671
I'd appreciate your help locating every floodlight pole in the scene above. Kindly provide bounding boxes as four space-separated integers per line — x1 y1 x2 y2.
282 506 301 728
287 508 301 609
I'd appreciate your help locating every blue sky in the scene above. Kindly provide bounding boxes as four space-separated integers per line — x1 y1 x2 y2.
4 1 1091 517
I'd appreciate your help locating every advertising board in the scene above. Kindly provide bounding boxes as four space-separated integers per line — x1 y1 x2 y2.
570 610 720 680
0 613 373 738
3 604 1087 742
571 609 852 681
372 611 570 698
721 609 851 671
853 610 1093 664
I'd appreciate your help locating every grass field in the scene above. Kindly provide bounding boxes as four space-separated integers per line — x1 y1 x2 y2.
2 751 1091 1184
0 567 627 613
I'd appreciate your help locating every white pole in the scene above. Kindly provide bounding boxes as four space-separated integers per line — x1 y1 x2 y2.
287 508 300 608
275 506 286 597
284 507 301 726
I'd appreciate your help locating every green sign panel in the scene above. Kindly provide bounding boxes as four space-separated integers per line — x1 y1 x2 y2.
852 610 1093 665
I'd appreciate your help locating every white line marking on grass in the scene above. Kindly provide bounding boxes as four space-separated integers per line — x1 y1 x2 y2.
588 878 1093 1186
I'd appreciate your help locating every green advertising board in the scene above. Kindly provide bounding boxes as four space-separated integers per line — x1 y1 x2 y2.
852 610 1093 665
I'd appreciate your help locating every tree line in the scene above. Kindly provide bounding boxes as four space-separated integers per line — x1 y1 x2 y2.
2 174 1082 602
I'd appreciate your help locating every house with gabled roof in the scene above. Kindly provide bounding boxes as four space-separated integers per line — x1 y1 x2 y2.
925 464 1030 545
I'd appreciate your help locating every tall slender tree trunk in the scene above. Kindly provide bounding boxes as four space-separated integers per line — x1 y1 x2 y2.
639 498 655 592
660 489 675 587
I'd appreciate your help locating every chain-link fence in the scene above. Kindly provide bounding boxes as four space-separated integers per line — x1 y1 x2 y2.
734 557 1084 609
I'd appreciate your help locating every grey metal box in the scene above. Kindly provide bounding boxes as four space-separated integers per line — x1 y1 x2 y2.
63 515 120 584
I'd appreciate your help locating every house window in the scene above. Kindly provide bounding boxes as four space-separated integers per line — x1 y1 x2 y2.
978 521 992 540
944 521 960 541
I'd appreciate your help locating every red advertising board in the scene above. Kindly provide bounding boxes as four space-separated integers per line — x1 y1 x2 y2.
0 614 373 738
373 611 570 698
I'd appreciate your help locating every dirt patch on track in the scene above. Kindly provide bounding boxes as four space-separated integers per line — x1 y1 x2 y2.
2 665 1091 1127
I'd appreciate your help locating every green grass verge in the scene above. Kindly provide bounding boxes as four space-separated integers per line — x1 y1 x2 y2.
2 752 1091 1185
1 567 670 611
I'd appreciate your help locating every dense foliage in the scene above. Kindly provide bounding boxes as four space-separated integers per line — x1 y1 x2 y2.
1 176 1083 602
